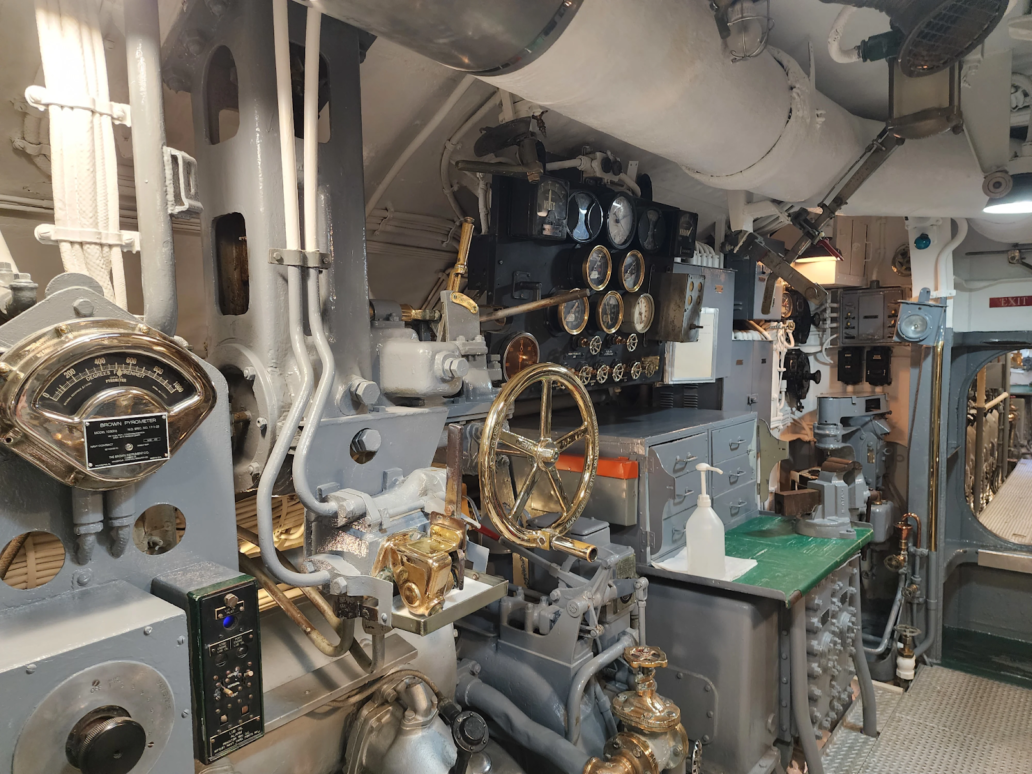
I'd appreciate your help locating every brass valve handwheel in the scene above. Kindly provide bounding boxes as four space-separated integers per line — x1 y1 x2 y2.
478 362 600 560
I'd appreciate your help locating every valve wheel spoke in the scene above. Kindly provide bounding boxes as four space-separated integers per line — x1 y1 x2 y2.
546 466 570 515
555 424 588 453
540 377 552 438
499 430 537 457
511 463 540 522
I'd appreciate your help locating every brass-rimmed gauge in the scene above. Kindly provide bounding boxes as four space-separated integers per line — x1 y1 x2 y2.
612 363 626 382
621 293 655 335
619 250 646 292
630 361 643 379
580 245 612 292
595 364 611 384
501 332 540 381
557 291 589 335
595 291 624 334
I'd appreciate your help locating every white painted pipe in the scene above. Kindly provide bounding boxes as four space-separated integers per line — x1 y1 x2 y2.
827 7 862 64
933 218 967 297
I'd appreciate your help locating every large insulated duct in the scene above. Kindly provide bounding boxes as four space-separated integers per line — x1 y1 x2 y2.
312 0 989 216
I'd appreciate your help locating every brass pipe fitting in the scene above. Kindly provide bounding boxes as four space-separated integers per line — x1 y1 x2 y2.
447 216 476 293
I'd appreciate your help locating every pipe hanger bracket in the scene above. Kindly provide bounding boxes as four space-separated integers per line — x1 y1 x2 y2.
24 86 131 127
269 248 331 270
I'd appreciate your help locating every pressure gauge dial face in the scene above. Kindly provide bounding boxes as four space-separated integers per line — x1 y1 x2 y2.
502 333 540 381
606 193 635 249
567 190 603 243
535 178 569 238
581 245 612 292
558 293 589 335
0 318 216 489
621 293 655 335
619 250 646 292
595 291 624 334
636 207 665 252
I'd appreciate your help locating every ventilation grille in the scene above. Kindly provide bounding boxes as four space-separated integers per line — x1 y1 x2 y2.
899 0 1007 77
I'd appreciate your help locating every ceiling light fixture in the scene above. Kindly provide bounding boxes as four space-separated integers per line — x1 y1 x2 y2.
983 172 1032 214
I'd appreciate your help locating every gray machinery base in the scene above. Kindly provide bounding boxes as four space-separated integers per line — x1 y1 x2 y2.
795 517 858 540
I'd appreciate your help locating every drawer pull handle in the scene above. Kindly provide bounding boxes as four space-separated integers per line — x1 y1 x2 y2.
673 488 695 504
673 454 697 472
728 499 747 512
728 438 745 450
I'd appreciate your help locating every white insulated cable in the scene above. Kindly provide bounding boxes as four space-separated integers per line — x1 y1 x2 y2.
366 74 476 216
828 7 862 64
33 0 125 307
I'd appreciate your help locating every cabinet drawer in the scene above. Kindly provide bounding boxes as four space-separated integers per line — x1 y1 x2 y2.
650 433 709 479
713 481 758 530
711 421 754 465
711 453 755 498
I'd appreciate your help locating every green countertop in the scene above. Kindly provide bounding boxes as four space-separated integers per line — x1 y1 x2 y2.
643 515 872 606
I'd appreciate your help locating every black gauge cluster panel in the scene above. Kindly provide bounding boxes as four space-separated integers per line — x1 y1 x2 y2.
468 176 699 388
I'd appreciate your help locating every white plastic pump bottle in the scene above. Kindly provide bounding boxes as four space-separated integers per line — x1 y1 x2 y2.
684 462 725 579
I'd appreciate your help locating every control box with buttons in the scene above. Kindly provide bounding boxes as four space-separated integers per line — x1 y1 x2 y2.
153 561 265 763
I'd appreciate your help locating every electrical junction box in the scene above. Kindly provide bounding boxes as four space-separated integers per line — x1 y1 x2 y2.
837 346 864 385
723 244 784 322
837 285 904 345
153 562 265 763
722 338 775 427
663 265 735 383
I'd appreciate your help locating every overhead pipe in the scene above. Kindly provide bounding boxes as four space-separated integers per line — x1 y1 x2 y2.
311 0 988 216
827 7 863 64
124 0 177 335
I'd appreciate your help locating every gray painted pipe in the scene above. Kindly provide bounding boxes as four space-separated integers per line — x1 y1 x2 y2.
567 630 635 744
863 573 905 656
849 561 878 738
457 671 590 774
790 600 825 774
124 0 177 335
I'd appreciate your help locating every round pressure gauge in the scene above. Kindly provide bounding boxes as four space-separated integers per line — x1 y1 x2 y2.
567 190 604 243
637 206 665 252
501 333 540 381
606 193 636 249
595 291 624 334
619 250 646 292
557 292 589 335
580 245 612 292
621 293 655 335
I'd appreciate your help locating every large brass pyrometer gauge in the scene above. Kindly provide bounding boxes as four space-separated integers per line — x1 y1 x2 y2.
0 318 216 489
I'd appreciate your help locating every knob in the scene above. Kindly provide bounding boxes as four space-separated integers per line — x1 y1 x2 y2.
66 706 146 774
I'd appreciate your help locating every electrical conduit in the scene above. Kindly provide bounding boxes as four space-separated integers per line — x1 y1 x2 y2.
292 7 338 519
257 0 328 587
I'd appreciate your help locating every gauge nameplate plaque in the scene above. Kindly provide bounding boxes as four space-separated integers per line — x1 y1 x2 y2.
84 412 170 470
0 318 216 489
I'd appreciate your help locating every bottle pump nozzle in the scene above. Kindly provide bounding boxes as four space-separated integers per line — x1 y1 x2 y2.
695 462 723 507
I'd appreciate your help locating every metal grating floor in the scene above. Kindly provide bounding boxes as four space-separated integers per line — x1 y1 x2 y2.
823 666 1032 774
978 458 1032 545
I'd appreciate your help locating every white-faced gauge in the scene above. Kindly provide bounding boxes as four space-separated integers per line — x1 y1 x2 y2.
621 293 655 335
606 193 635 249
0 318 216 489
501 333 540 381
636 206 665 252
595 291 624 334
619 250 646 292
557 292 589 335
580 245 612 292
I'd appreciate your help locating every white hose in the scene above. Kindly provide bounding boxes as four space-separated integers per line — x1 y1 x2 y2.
34 0 125 307
828 7 862 64
477 174 490 234
367 75 476 216
934 218 967 297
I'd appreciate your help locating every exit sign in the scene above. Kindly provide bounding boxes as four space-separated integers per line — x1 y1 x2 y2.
989 296 1032 308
